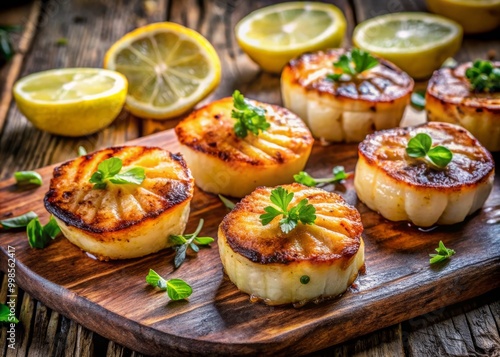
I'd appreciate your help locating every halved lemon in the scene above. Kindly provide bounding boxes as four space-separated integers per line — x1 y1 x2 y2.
235 2 347 74
426 0 500 34
104 22 221 120
353 12 463 79
13 68 127 137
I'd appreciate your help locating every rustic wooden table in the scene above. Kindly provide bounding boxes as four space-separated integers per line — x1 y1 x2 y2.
0 0 499 356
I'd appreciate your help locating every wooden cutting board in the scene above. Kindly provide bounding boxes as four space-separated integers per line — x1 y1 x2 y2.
0 129 499 356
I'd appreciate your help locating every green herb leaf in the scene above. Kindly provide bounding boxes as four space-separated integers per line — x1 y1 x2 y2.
294 166 349 187
328 49 379 81
429 240 455 264
78 146 87 156
55 37 68 46
406 133 453 168
0 303 18 324
300 275 310 285
410 90 426 110
0 30 15 64
231 90 270 138
26 216 61 249
218 194 236 210
146 269 166 289
166 278 193 300
260 187 316 233
14 171 42 186
89 157 145 189
169 219 214 269
465 60 500 92
0 211 38 229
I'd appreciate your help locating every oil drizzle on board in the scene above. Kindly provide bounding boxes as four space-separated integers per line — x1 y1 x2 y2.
0 129 499 356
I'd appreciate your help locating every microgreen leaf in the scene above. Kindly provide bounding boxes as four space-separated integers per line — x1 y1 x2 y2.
231 90 270 138
166 279 193 300
294 166 350 187
260 187 316 233
465 60 500 92
14 171 42 186
0 303 18 324
89 157 145 189
410 90 426 110
406 133 452 168
327 49 379 81
218 194 236 210
26 216 61 249
169 219 214 269
429 241 455 264
146 269 166 289
78 146 87 156
0 211 38 229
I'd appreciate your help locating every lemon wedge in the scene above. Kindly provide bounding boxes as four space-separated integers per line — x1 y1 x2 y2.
235 2 347 74
13 68 127 137
104 22 221 120
353 12 463 79
426 0 500 34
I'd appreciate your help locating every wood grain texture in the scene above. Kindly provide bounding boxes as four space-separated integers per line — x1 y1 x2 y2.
0 129 499 356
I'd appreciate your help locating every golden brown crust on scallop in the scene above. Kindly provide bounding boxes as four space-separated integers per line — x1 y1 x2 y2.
175 97 313 167
220 183 363 265
282 49 414 103
358 122 495 190
426 62 500 113
44 146 194 237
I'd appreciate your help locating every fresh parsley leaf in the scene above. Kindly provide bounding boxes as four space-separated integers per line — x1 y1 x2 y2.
14 171 42 186
406 133 452 168
429 240 455 264
146 269 192 300
259 187 316 234
78 146 87 156
0 303 18 324
26 216 61 249
89 157 145 189
169 219 214 269
218 194 236 210
410 90 426 110
465 60 500 92
327 49 379 81
0 211 38 229
231 90 270 138
294 166 350 187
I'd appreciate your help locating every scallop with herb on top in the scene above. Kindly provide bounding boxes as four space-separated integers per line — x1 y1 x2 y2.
281 48 414 143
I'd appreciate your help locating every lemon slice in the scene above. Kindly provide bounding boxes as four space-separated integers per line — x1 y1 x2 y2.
426 0 500 34
104 22 221 120
235 2 347 74
353 12 463 79
13 68 127 137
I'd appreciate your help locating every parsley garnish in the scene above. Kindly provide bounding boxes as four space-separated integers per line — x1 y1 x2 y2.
294 166 350 187
260 187 316 234
406 133 453 168
169 219 214 269
89 157 145 189
146 269 192 301
0 303 18 324
14 171 42 186
231 90 270 138
0 211 38 229
465 60 500 92
327 49 379 81
429 241 455 264
26 216 61 249
410 90 426 110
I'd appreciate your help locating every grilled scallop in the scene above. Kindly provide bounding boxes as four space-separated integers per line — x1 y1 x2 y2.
218 183 365 306
281 49 414 143
354 122 495 227
175 97 314 198
426 62 500 151
44 146 194 260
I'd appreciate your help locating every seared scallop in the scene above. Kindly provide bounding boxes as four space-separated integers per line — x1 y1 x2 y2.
354 122 495 227
218 183 365 306
44 146 194 260
281 49 414 143
426 62 500 151
175 97 313 198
